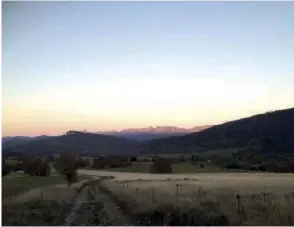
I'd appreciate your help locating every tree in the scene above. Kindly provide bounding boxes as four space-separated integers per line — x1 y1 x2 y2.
2 160 11 177
151 158 172 173
54 152 78 186
24 158 50 176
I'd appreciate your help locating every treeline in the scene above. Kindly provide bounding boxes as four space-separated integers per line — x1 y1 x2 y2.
2 152 86 186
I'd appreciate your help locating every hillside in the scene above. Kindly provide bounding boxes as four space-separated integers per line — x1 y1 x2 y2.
143 107 294 154
3 108 294 157
2 131 139 157
2 136 32 147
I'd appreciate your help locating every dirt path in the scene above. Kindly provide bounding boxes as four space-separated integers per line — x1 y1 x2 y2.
64 186 89 225
69 179 131 226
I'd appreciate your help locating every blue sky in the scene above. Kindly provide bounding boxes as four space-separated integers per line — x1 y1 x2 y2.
2 2 294 136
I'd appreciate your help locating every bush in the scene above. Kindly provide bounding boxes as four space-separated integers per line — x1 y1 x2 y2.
226 162 243 169
257 165 267 171
180 156 185 162
76 158 87 168
130 156 138 162
11 161 25 172
24 158 50 176
200 163 204 168
92 156 131 169
152 156 158 162
249 165 259 171
85 158 91 167
92 158 105 169
151 158 172 173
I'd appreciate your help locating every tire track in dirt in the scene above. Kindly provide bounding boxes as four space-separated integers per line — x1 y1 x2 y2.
70 178 131 226
63 186 89 226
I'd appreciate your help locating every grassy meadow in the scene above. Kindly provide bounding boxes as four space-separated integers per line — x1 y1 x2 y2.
2 171 92 226
2 171 89 198
96 173 294 225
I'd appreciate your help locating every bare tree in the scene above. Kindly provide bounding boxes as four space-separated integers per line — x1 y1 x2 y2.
54 151 78 186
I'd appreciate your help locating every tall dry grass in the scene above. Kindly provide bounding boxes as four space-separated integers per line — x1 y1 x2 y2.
99 179 294 225
2 184 82 226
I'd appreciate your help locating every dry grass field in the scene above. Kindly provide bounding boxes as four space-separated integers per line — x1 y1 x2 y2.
80 170 294 225
2 173 93 226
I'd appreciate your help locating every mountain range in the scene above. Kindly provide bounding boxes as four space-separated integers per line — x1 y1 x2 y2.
2 107 294 157
95 125 212 140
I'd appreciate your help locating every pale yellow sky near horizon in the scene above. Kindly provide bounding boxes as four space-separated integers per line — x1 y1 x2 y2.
3 2 294 137
3 77 294 137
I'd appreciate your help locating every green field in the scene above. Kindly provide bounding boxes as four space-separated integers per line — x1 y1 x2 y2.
103 162 247 173
2 173 88 198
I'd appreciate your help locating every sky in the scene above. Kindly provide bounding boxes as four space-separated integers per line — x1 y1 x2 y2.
2 1 294 136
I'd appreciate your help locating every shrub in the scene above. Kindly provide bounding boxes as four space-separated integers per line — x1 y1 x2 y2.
54 152 78 186
226 161 243 169
76 158 87 168
92 158 105 169
10 161 25 172
85 158 91 167
200 163 204 168
151 158 172 173
130 156 138 162
258 165 267 171
152 156 158 162
92 156 131 169
180 156 185 162
249 165 259 171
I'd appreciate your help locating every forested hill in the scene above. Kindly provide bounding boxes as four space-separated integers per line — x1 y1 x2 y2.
3 108 294 157
143 107 294 154
2 131 139 156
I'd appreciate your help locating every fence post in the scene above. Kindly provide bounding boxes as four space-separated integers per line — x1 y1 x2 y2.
236 194 243 226
176 184 179 208
152 188 155 209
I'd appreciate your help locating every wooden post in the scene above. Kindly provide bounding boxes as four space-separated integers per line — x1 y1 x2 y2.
152 188 155 209
176 184 179 208
236 194 243 226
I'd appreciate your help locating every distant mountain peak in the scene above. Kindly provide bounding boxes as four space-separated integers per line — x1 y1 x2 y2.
97 125 212 134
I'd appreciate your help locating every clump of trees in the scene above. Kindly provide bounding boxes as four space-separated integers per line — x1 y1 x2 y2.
54 151 78 186
24 158 50 176
76 157 87 168
180 155 185 162
91 156 132 169
151 158 172 173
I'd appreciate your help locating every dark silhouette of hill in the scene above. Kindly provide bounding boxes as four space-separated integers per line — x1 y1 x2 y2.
2 136 32 147
143 107 294 154
3 108 294 157
2 131 139 157
100 132 188 141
